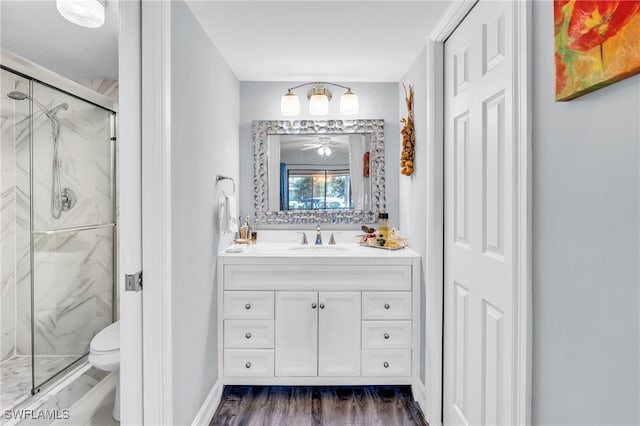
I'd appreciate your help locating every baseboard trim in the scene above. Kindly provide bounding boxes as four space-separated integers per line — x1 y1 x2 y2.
191 380 223 425
412 380 428 420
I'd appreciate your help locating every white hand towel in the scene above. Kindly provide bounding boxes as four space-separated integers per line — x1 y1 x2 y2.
225 195 239 233
218 196 228 233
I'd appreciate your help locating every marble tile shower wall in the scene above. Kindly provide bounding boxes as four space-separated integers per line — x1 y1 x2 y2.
1 70 29 362
1 71 114 362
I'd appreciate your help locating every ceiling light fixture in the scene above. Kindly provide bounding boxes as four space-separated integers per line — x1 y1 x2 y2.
56 0 106 29
317 146 332 157
280 82 359 116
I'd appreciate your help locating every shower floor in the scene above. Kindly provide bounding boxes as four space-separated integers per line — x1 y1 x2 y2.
0 355 81 410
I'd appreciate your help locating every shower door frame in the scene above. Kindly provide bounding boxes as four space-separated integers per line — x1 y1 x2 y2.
0 55 118 395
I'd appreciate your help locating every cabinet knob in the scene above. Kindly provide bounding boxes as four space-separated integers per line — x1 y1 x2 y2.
319 303 325 309
384 303 390 310
245 303 251 310
245 362 251 369
245 332 252 339
384 333 390 340
383 362 389 368
311 303 317 309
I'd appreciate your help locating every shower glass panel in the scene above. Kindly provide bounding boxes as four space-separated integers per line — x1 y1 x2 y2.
30 81 115 390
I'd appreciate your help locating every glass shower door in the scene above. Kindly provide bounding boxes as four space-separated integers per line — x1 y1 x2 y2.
30 81 115 390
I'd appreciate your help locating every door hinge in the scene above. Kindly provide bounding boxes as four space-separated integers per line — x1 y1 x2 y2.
125 271 143 292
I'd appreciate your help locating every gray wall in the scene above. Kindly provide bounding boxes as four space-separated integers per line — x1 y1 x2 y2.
532 1 639 425
239 81 400 228
398 45 429 384
171 1 239 424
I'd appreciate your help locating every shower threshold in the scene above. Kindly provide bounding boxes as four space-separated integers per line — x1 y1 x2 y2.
0 355 84 411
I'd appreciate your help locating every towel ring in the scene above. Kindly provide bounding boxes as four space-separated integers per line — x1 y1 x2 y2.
216 175 235 195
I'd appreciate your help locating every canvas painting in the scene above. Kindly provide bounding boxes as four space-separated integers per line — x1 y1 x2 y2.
555 0 640 101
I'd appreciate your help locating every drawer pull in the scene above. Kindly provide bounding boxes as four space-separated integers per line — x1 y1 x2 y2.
245 332 252 339
383 362 389 368
311 303 317 309
245 303 251 310
319 303 325 309
384 303 390 310
245 362 251 369
384 333 390 340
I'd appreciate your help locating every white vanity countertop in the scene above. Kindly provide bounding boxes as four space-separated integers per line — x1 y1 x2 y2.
219 242 420 259
218 230 420 263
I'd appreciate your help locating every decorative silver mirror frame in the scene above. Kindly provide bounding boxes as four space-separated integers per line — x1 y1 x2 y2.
253 119 385 225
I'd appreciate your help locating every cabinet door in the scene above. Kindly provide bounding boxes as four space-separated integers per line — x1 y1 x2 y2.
318 292 361 376
275 292 318 376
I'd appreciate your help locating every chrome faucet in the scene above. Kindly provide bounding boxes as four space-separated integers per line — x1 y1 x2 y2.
315 225 322 245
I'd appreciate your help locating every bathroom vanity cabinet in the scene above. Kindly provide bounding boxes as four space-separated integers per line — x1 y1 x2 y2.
217 245 421 386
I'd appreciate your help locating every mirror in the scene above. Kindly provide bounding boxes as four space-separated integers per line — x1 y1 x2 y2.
253 119 385 224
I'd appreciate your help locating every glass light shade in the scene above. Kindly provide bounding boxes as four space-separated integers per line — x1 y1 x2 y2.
56 0 105 28
280 93 300 116
340 92 359 114
309 94 329 115
317 146 332 156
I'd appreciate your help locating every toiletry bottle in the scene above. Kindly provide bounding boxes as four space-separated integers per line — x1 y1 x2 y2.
250 217 257 244
378 212 389 242
239 217 250 240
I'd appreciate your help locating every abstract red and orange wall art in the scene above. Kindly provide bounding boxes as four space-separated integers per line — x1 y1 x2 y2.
555 0 640 101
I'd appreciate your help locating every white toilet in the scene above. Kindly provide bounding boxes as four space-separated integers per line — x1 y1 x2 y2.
89 321 120 421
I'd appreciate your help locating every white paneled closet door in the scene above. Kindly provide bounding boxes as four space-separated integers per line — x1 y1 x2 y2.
444 1 515 425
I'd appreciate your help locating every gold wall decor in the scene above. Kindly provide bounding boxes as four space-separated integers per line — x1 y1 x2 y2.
400 83 415 176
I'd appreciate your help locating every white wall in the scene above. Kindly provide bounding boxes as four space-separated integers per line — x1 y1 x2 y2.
171 1 239 424
398 45 428 384
239 81 400 228
532 1 639 424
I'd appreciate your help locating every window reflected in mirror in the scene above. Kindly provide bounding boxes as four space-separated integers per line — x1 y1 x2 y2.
286 170 353 210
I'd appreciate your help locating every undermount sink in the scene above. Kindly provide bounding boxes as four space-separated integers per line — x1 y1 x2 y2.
288 245 349 251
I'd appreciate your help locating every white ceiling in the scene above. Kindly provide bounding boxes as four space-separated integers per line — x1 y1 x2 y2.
186 1 452 82
1 0 118 80
0 1 452 83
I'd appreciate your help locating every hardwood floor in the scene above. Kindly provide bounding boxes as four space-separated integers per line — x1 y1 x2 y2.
209 385 427 426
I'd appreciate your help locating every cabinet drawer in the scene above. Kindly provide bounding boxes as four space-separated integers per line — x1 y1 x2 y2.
224 320 274 349
224 291 274 319
362 349 411 377
362 321 412 349
224 349 274 377
362 292 412 320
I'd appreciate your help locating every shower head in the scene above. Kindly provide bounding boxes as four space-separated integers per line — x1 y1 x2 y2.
6 91 69 117
50 103 69 115
7 91 28 101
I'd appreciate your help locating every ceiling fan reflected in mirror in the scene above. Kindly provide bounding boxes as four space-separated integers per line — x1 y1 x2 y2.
301 136 338 157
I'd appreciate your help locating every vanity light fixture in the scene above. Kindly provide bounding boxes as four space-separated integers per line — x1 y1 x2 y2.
280 82 359 116
56 0 106 28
